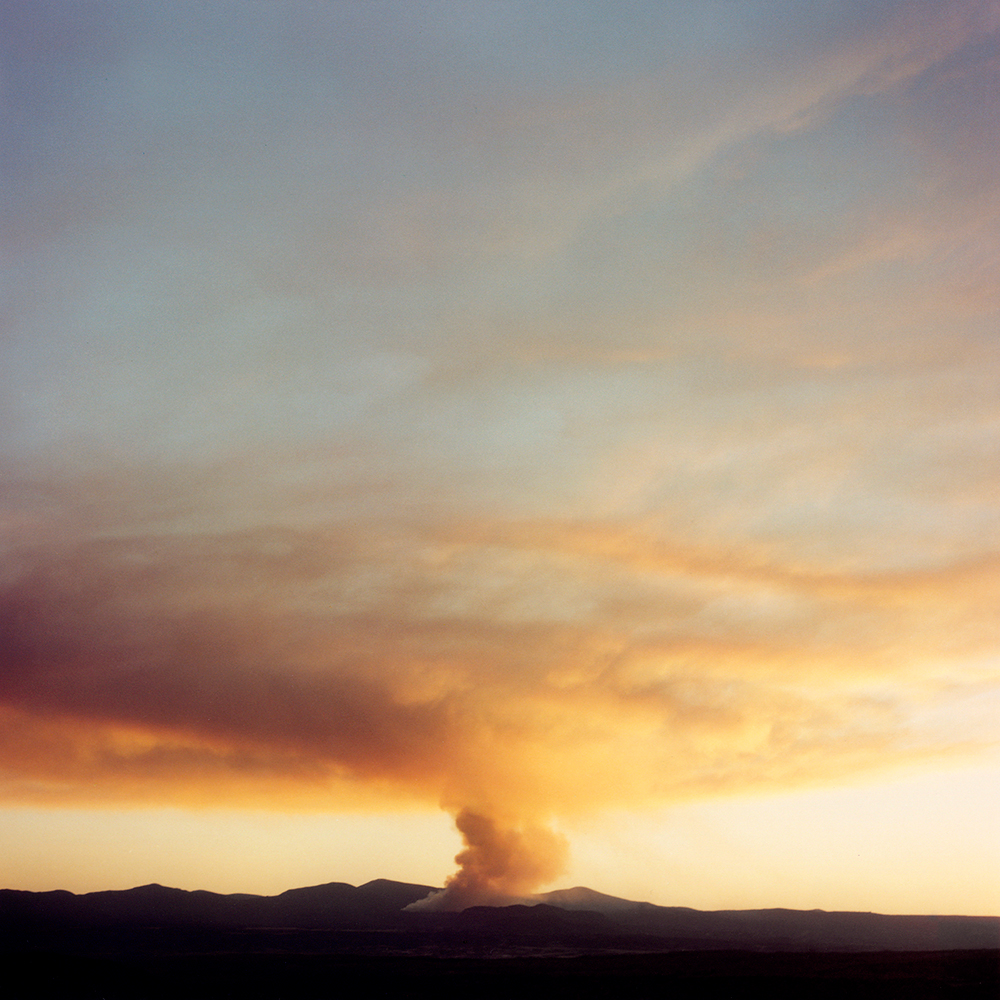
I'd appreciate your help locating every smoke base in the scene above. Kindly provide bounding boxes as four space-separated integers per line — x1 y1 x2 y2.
406 808 569 912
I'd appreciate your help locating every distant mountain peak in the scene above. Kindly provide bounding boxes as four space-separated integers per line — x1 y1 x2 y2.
535 886 648 912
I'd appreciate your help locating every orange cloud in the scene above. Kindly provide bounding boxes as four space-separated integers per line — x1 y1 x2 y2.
3 498 997 901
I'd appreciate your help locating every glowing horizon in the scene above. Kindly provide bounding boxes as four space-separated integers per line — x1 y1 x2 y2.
2 1 999 916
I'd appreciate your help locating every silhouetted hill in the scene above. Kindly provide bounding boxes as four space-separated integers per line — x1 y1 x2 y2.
537 885 660 913
3 882 999 999
0 879 436 934
261 878 437 926
1 879 997 954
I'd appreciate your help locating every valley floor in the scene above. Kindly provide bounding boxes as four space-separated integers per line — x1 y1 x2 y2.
5 948 1000 999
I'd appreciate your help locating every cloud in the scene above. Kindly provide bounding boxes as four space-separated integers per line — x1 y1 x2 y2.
2 484 997 898
4 315 999 904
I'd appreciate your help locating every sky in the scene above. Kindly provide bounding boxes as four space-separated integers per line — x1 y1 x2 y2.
2 0 999 916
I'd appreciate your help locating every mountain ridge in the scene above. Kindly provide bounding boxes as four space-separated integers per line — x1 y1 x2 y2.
2 879 997 953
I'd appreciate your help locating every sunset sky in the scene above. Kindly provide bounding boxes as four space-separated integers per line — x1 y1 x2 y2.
2 0 999 916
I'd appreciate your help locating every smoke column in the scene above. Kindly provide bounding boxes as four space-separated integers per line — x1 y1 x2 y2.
408 808 569 911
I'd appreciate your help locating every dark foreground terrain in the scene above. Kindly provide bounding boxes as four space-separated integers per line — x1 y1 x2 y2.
3 880 998 998
6 949 1000 999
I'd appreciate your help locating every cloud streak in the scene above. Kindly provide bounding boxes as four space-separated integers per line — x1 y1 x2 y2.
2 500 995 821
2 483 999 901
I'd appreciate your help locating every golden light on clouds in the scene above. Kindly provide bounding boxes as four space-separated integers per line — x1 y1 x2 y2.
3 513 994 817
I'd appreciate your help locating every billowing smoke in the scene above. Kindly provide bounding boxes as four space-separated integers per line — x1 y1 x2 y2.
0 482 988 895
408 808 569 911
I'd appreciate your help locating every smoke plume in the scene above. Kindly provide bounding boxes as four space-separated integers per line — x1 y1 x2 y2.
407 808 569 911
1 476 994 899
